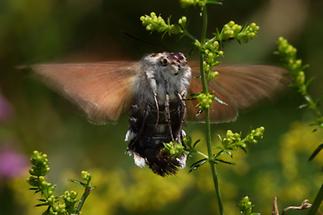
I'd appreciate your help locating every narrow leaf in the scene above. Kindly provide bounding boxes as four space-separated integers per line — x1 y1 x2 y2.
213 158 235 165
308 144 323 161
189 158 208 172
35 203 49 207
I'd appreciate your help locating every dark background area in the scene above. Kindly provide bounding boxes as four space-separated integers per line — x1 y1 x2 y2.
0 0 322 214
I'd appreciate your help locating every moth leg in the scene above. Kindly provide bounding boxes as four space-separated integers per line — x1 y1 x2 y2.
177 92 186 137
183 96 195 101
195 109 203 117
165 92 174 141
146 71 159 127
153 93 160 127
183 95 202 116
184 95 203 117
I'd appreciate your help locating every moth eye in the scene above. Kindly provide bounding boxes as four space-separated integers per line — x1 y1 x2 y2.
160 58 168 66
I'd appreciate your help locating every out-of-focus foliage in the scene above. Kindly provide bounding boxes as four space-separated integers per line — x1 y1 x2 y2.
8 125 323 215
11 168 193 215
1 0 323 214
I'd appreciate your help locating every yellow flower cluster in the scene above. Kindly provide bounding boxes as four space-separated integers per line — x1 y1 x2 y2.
196 92 214 110
140 12 183 35
194 38 223 82
180 0 207 7
81 170 91 182
222 21 242 40
163 141 185 157
277 37 297 59
217 21 259 43
236 22 259 42
277 37 307 92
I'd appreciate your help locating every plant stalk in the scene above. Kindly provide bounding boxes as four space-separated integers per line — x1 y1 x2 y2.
307 184 323 215
199 5 224 215
75 183 92 215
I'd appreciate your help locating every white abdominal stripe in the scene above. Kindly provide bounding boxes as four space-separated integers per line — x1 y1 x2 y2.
133 152 146 168
181 130 186 137
124 129 136 142
177 154 187 169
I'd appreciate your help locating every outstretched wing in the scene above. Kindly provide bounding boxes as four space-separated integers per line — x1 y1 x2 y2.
32 62 139 124
187 65 289 123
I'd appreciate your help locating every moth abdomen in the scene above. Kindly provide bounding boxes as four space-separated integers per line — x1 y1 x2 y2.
127 101 187 176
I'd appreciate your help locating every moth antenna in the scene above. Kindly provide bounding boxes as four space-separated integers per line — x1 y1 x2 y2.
122 31 168 50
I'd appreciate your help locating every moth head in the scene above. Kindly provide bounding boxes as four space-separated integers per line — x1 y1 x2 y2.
142 52 190 76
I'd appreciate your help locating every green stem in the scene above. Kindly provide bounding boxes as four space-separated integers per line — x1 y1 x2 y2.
183 29 197 42
307 184 323 215
199 5 224 215
304 94 322 118
75 183 92 215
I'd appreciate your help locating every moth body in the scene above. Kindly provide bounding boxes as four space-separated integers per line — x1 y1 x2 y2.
126 52 191 176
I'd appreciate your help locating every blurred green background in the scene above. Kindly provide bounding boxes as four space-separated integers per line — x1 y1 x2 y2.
0 0 322 214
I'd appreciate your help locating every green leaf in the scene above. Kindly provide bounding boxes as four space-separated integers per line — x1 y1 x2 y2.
189 158 208 172
308 144 323 161
35 203 49 207
207 0 222 5
193 139 201 148
213 158 235 165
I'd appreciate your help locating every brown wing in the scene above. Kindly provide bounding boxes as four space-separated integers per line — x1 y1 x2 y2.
187 64 289 123
32 62 139 124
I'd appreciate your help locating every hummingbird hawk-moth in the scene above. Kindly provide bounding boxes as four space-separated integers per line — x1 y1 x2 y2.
31 52 288 176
